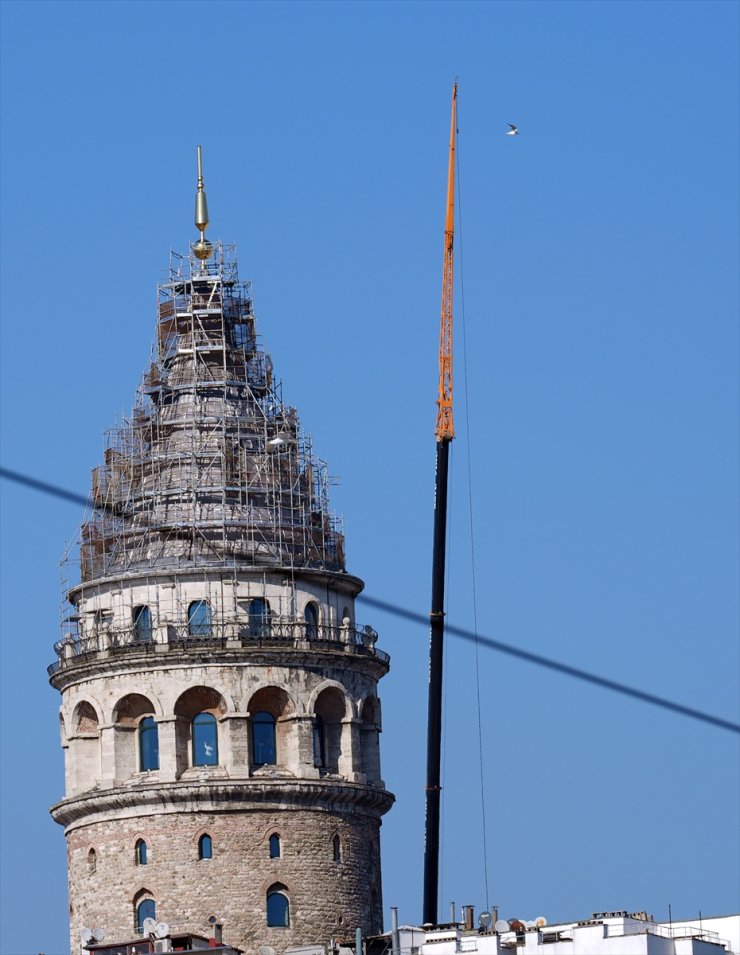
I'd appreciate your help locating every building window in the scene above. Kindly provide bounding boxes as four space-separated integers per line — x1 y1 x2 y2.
269 834 281 859
332 834 341 863
135 839 148 866
192 712 218 766
248 598 271 637
312 714 326 768
139 716 159 772
87 848 97 874
132 605 152 642
252 711 276 766
304 602 319 639
266 885 290 927
198 834 213 860
188 600 212 637
135 897 156 933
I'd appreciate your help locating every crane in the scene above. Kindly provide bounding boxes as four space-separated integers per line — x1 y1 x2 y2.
423 81 457 927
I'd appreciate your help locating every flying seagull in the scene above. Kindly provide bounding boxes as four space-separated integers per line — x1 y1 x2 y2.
506 124 519 136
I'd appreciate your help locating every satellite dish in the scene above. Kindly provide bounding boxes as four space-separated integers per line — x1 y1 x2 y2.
92 929 105 942
535 917 547 928
494 920 510 933
208 916 218 925
479 913 492 929
143 917 158 934
525 921 536 929
509 920 526 933
155 923 170 939
80 928 93 944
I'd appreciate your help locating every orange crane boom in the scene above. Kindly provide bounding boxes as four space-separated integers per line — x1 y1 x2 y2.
435 81 457 442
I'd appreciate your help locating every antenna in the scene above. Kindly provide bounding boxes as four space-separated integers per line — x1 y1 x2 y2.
494 920 509 934
478 912 492 932
80 928 93 945
155 922 170 938
91 929 105 942
535 917 547 928
143 917 158 935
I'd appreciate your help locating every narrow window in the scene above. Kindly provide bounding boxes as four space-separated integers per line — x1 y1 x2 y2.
266 886 290 927
139 716 159 772
269 834 281 859
252 711 276 766
135 839 148 865
132 605 152 642
312 714 326 768
188 600 212 637
304 602 318 640
87 848 97 874
249 598 271 637
192 712 218 766
198 833 213 860
332 834 341 863
135 898 156 933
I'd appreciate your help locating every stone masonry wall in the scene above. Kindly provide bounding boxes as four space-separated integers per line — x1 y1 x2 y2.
67 804 383 955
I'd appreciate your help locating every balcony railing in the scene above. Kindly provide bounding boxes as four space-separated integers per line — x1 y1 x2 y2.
48 621 389 676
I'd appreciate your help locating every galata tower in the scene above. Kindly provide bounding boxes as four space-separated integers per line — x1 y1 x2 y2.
49 148 394 954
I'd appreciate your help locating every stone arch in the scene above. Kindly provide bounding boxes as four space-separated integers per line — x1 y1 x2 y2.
359 694 382 785
307 680 356 718
173 686 227 776
247 685 296 771
86 845 97 875
265 881 291 928
132 887 156 933
312 685 348 773
112 693 158 781
70 700 101 792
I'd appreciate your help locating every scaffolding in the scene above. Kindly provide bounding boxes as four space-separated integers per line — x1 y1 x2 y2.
63 243 345 596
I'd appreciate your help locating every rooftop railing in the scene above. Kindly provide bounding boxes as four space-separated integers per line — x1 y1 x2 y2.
48 621 388 676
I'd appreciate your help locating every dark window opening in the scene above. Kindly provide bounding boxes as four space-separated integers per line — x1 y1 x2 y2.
133 605 153 642
139 716 159 772
332 834 341 863
198 833 213 860
135 898 156 933
313 714 326 768
267 888 290 927
188 600 212 637
269 833 281 859
304 602 318 639
192 712 218 766
249 598 271 637
135 839 148 865
252 711 276 766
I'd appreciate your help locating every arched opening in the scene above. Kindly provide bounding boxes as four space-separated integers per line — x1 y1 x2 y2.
113 694 157 780
192 713 218 766
173 686 226 776
135 839 147 866
71 701 101 793
134 894 156 934
188 600 212 637
360 695 382 785
313 687 346 774
198 833 213 860
138 716 159 772
132 605 152 642
248 598 271 638
269 833 281 859
247 686 294 771
87 847 97 875
341 606 351 627
332 833 341 863
266 883 290 928
304 601 319 639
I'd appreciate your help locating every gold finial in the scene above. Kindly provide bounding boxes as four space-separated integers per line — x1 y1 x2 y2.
192 145 213 263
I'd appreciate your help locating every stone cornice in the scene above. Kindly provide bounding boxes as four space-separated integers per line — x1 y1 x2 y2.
51 778 395 832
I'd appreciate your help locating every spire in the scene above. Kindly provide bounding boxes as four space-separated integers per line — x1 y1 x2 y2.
192 145 214 263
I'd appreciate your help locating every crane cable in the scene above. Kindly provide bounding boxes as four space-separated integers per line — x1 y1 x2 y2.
456 116 491 912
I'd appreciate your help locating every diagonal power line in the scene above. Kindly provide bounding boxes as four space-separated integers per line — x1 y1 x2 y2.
2 464 738 735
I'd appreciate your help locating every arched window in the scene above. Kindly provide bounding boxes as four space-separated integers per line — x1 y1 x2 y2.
304 602 319 639
139 716 159 772
312 714 326 768
332 833 341 863
266 885 290 927
249 598 271 637
87 847 97 874
132 605 152 642
188 600 212 637
198 834 213 860
135 897 156 933
192 712 218 766
135 839 148 865
252 711 276 766
269 833 281 859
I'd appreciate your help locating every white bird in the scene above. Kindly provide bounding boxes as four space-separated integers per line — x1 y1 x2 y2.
506 123 519 136
204 742 214 756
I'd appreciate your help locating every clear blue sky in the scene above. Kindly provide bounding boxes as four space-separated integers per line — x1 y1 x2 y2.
1 1 738 953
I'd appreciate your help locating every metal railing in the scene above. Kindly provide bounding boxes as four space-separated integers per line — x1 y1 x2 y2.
48 621 388 676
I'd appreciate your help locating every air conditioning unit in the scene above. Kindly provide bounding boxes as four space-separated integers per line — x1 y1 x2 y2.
153 941 172 953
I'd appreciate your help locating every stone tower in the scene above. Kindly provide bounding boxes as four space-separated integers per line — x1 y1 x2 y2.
49 154 393 954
